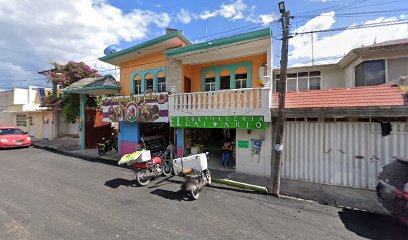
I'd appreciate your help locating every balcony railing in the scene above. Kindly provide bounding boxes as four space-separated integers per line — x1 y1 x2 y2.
168 88 271 120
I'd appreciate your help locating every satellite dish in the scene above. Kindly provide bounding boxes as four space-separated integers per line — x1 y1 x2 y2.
103 45 117 56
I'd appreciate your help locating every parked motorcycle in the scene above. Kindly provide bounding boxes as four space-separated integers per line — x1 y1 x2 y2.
131 151 172 186
173 153 211 200
97 133 118 156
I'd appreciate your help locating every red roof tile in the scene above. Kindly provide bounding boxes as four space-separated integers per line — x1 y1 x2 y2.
271 85 406 109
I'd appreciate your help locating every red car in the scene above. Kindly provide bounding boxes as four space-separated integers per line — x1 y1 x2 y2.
0 126 32 148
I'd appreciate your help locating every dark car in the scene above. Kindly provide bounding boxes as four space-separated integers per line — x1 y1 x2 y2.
0 126 32 148
377 156 408 225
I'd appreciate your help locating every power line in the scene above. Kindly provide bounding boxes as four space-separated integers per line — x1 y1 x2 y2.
293 19 408 35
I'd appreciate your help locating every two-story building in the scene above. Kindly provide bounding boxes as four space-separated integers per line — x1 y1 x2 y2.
99 29 191 155
272 39 408 190
165 28 273 174
99 28 274 175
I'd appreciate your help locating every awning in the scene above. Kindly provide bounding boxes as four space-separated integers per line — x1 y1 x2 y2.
63 75 120 95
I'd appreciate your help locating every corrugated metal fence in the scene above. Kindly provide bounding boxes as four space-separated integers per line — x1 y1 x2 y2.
282 122 408 190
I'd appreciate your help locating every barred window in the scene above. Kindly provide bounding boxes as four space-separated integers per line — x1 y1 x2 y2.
16 114 27 127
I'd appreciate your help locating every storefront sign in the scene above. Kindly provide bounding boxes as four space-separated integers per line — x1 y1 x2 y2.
238 140 249 149
38 88 46 105
102 93 168 123
170 116 266 129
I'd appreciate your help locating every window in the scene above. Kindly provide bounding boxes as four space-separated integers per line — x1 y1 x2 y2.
145 79 154 92
309 71 321 90
275 71 321 92
235 73 247 89
157 78 166 92
220 69 230 90
205 71 216 91
235 67 248 89
134 74 142 94
16 114 26 127
157 71 166 92
220 76 230 90
286 73 297 92
0 128 25 135
355 60 385 87
205 78 216 91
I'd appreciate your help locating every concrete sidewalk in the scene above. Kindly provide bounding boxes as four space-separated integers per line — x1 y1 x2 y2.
31 137 120 162
31 137 386 214
210 169 387 215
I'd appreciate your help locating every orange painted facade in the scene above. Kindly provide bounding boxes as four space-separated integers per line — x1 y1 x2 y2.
182 53 267 93
119 52 167 96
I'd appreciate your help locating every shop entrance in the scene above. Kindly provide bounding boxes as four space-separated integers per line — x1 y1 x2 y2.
140 123 174 154
184 128 236 170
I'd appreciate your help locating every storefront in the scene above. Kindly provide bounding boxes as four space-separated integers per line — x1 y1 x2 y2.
102 92 170 155
170 116 271 173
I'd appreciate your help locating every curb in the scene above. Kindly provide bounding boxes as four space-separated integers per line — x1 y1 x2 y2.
212 178 269 194
98 156 120 162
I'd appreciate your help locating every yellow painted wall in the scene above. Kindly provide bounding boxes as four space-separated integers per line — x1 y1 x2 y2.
182 53 267 93
119 52 167 96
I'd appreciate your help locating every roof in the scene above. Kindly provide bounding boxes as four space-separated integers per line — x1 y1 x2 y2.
338 38 408 67
0 126 20 129
99 31 191 64
272 85 407 109
164 28 272 56
63 75 120 95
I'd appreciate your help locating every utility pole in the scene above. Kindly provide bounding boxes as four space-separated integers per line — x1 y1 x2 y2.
270 1 290 197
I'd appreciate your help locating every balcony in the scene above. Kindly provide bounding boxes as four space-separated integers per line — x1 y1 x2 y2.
168 88 272 121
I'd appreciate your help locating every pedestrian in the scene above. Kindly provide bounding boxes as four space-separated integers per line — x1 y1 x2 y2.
165 142 176 160
135 140 145 151
221 139 232 168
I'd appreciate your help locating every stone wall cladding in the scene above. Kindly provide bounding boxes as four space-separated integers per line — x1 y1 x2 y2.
166 58 183 94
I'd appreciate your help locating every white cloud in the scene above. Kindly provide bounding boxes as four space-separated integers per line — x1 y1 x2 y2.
219 0 247 20
0 0 171 89
177 8 192 24
259 14 279 25
289 13 408 64
199 10 219 20
311 0 331 2
197 0 247 21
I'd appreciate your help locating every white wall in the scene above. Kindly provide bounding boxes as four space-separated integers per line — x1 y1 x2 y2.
321 68 345 89
235 124 272 176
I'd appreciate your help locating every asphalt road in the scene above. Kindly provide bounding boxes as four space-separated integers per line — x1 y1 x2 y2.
0 148 407 240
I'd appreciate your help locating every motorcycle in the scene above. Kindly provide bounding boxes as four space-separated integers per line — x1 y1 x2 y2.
173 153 211 200
131 151 172 186
97 133 118 156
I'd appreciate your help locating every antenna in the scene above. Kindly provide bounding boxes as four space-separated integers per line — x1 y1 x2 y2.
103 45 117 56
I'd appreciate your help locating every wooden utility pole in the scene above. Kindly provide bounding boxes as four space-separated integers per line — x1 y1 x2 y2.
270 2 290 197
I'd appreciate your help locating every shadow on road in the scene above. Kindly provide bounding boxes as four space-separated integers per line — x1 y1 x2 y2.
104 178 138 188
338 208 408 240
150 189 191 201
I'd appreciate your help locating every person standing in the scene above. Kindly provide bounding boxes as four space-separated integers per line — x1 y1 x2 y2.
221 140 232 168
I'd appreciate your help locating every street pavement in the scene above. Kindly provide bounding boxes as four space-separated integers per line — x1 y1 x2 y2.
0 148 407 240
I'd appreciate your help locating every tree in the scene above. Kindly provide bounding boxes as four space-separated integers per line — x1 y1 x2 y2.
45 61 100 122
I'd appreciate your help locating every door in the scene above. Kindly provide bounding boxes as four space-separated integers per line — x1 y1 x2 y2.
184 77 191 93
42 115 50 139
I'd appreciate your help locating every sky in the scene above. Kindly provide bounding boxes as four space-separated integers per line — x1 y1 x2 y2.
0 0 407 90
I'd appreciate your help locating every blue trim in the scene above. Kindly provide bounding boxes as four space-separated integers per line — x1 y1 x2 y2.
201 61 252 91
79 94 86 150
121 122 141 143
130 67 165 94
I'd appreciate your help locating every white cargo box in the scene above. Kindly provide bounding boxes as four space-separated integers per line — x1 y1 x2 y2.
140 150 151 161
173 153 208 175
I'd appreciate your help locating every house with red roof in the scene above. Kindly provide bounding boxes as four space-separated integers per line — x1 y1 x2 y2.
271 39 408 190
